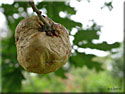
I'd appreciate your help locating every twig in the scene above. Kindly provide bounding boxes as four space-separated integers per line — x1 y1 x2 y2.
28 1 51 30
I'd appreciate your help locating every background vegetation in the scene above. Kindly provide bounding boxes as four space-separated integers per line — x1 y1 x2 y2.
0 0 123 92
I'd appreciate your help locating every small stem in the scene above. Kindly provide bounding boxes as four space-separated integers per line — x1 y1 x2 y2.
28 1 51 30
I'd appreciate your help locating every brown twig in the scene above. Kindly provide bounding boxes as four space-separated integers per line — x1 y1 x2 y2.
28 1 51 30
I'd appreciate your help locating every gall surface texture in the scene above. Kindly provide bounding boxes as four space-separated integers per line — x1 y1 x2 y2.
15 16 71 74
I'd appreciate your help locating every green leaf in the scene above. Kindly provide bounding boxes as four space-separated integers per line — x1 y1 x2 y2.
54 17 82 31
1 3 19 16
69 51 103 71
73 22 101 44
55 68 67 78
78 41 120 51
2 68 25 92
37 2 76 15
73 29 99 44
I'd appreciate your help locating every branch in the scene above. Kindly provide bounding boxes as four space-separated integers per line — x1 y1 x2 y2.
28 1 51 30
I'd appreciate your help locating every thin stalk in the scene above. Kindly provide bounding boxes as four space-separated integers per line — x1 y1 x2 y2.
28 1 51 30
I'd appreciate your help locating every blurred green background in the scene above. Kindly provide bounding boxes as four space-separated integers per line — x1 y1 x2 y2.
0 0 123 92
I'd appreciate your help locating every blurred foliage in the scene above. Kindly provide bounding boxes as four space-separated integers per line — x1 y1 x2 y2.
101 1 113 11
21 66 123 92
0 0 121 92
109 44 123 86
